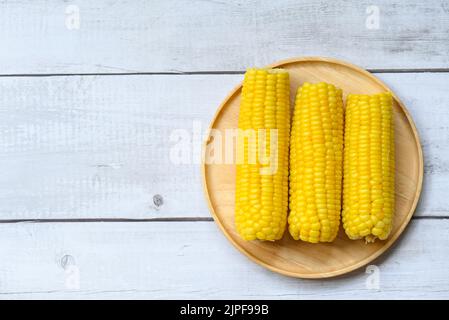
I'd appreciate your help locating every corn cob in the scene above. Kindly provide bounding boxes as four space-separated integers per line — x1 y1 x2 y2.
342 93 395 242
288 82 344 243
235 68 290 241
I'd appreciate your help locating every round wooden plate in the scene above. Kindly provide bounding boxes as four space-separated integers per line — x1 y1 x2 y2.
201 57 423 278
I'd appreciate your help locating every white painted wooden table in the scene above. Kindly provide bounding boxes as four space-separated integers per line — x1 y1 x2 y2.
0 0 448 299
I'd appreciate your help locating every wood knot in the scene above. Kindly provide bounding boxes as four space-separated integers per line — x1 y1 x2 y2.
153 194 163 207
60 254 76 269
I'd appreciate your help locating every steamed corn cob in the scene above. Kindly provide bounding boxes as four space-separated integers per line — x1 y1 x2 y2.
342 93 395 242
235 68 290 241
288 82 344 243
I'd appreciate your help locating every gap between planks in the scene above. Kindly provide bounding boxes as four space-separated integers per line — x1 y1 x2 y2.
0 68 449 78
0 216 446 224
0 217 214 224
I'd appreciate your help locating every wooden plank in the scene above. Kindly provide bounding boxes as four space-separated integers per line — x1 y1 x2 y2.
0 0 448 74
0 74 238 219
0 219 447 299
0 72 447 219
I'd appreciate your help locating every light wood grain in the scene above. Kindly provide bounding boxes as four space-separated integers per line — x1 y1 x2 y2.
0 75 234 219
0 0 448 74
203 57 423 278
0 0 446 300
0 220 447 299
0 72 447 220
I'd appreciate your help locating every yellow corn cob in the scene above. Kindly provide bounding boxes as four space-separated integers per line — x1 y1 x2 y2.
235 68 290 241
288 82 344 243
342 93 395 242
